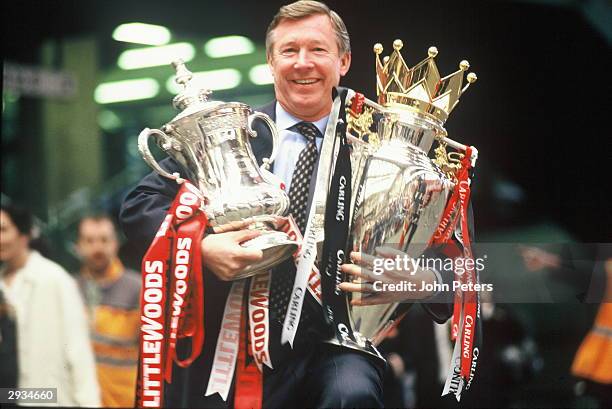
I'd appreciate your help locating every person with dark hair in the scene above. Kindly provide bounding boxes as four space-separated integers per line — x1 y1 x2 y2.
76 214 141 408
0 203 100 406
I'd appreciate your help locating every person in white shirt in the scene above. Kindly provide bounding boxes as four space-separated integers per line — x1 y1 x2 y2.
0 203 100 407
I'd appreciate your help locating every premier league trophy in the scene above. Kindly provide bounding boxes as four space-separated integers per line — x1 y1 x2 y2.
138 60 298 279
326 40 478 354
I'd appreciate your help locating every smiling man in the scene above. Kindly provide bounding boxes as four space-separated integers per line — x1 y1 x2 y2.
120 1 384 408
266 10 351 121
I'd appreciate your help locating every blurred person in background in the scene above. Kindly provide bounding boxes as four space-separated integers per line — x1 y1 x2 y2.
520 245 612 408
0 203 100 406
0 287 18 389
76 214 141 408
570 256 612 409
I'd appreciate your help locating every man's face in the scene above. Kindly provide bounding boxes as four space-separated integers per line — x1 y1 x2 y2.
76 219 119 275
0 210 29 263
268 14 351 121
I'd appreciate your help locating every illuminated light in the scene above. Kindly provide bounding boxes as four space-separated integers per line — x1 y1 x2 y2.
3 91 20 113
166 69 242 93
204 36 255 58
98 110 122 131
118 43 195 70
112 23 171 46
3 92 20 103
249 64 274 85
94 78 159 104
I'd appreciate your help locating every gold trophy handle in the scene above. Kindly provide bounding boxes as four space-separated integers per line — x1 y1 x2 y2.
247 112 279 171
137 128 186 184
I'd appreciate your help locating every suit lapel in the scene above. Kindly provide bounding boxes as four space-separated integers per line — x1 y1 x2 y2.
257 101 276 120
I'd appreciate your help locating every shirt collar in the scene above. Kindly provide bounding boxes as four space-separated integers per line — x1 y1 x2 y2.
275 102 329 136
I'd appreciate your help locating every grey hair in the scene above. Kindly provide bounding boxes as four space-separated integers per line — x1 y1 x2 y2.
265 1 351 58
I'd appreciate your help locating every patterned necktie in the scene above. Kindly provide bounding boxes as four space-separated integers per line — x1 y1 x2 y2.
287 122 321 234
269 121 322 325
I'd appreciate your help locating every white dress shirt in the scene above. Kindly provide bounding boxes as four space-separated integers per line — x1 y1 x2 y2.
0 251 101 407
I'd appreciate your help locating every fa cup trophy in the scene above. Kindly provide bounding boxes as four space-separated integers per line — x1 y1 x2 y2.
324 40 478 356
138 60 298 279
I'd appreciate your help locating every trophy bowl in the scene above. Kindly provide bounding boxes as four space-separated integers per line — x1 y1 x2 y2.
138 60 298 279
330 101 454 354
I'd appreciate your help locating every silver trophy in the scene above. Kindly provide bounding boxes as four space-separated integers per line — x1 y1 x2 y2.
138 60 298 279
331 40 478 354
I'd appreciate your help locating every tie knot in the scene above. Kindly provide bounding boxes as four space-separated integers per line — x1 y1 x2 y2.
292 122 321 142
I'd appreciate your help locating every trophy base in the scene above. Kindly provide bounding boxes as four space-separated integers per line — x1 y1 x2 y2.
233 231 298 280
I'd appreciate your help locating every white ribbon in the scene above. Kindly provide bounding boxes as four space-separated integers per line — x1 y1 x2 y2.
205 280 245 401
281 92 344 346
442 307 465 401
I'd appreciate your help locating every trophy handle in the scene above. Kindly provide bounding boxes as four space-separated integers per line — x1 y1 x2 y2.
247 112 279 171
138 128 186 184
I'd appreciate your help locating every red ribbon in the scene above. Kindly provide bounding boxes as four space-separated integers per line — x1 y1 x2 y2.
166 212 206 378
349 92 365 115
428 148 479 382
136 182 207 408
235 290 264 409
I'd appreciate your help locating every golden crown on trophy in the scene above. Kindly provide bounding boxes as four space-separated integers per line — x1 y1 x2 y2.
374 39 477 124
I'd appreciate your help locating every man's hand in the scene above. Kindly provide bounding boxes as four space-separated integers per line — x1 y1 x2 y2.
202 219 263 281
339 248 438 306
